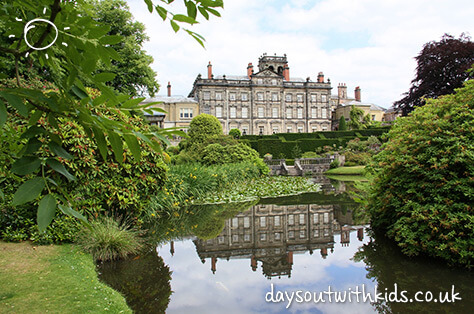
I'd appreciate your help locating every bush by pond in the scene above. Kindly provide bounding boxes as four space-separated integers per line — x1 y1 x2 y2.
367 79 474 268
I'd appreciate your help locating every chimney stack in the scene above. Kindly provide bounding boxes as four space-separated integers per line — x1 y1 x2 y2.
317 72 325 83
247 62 254 79
337 83 347 102
207 61 213 79
167 81 171 97
283 63 290 81
355 86 361 102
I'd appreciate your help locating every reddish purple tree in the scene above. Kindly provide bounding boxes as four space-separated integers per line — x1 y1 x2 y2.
394 33 474 115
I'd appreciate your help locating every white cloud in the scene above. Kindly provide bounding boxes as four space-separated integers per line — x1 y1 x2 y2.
126 0 474 107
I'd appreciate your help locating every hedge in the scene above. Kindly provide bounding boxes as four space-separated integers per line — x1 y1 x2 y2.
241 128 389 157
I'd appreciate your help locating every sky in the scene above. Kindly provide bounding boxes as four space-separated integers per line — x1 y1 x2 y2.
127 0 474 109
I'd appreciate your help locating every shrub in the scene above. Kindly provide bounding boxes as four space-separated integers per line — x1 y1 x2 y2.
367 79 474 268
229 128 241 139
77 217 143 261
188 114 223 146
301 151 319 158
330 159 340 169
344 151 372 165
292 144 303 158
0 106 167 243
339 116 348 131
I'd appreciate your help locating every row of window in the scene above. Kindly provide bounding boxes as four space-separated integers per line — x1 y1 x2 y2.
230 213 330 229
237 124 329 136
203 91 328 103
216 106 328 119
179 108 194 119
215 227 331 244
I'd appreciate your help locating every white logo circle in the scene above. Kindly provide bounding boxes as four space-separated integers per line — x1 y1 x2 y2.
24 18 58 51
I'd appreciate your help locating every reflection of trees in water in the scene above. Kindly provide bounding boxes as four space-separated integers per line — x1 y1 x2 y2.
98 253 172 314
353 234 474 314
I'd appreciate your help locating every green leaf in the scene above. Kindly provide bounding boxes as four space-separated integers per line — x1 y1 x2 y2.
46 159 76 182
37 194 57 233
12 177 45 206
100 35 123 45
58 204 89 226
124 134 141 162
94 72 117 83
28 110 43 126
170 20 180 32
23 138 43 155
0 189 4 201
198 6 209 20
0 99 7 127
155 5 168 20
1 92 28 117
121 97 146 109
48 142 73 159
173 14 198 24
144 0 153 12
12 156 41 175
108 130 124 163
206 7 221 17
186 1 197 19
21 126 46 139
92 126 108 160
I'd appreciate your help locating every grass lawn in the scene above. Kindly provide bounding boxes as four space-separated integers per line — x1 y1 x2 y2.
324 166 366 176
0 241 131 314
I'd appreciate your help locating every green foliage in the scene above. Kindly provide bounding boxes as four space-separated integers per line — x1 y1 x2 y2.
339 116 348 131
292 144 303 158
91 0 159 96
329 159 340 169
77 217 143 261
0 105 167 242
229 128 241 138
0 0 218 232
344 151 373 166
200 142 269 174
187 113 223 146
367 79 474 268
348 105 367 130
301 151 319 158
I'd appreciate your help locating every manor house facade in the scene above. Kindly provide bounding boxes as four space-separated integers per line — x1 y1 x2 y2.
188 54 333 135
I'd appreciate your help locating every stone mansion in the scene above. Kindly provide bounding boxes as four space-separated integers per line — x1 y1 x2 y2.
188 54 333 135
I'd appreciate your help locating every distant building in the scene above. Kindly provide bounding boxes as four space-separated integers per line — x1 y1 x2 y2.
188 53 333 135
382 107 401 123
331 84 386 130
142 82 199 130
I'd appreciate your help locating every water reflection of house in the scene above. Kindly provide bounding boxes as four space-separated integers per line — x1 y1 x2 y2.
193 204 365 279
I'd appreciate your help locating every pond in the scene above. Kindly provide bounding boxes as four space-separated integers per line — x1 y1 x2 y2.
98 177 473 314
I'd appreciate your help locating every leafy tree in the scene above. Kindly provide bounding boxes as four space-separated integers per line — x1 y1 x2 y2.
291 144 302 159
367 77 474 268
187 113 223 145
338 115 347 131
394 33 474 115
229 128 241 139
348 105 366 130
91 0 159 96
0 0 222 231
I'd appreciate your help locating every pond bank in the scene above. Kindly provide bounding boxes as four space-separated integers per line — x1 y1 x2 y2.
324 165 366 175
0 241 131 313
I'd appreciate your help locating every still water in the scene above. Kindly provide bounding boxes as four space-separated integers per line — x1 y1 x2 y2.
98 178 473 314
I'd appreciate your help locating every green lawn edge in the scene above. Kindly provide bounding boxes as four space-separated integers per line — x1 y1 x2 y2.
0 241 132 314
324 166 366 175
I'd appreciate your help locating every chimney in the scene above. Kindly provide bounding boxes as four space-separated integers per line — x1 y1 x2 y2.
355 86 361 102
337 83 347 101
207 61 213 79
247 62 254 79
317 72 324 83
283 63 290 81
167 81 171 97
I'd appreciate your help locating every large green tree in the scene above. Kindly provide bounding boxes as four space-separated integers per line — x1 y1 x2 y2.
0 0 223 231
92 0 159 96
367 76 474 268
